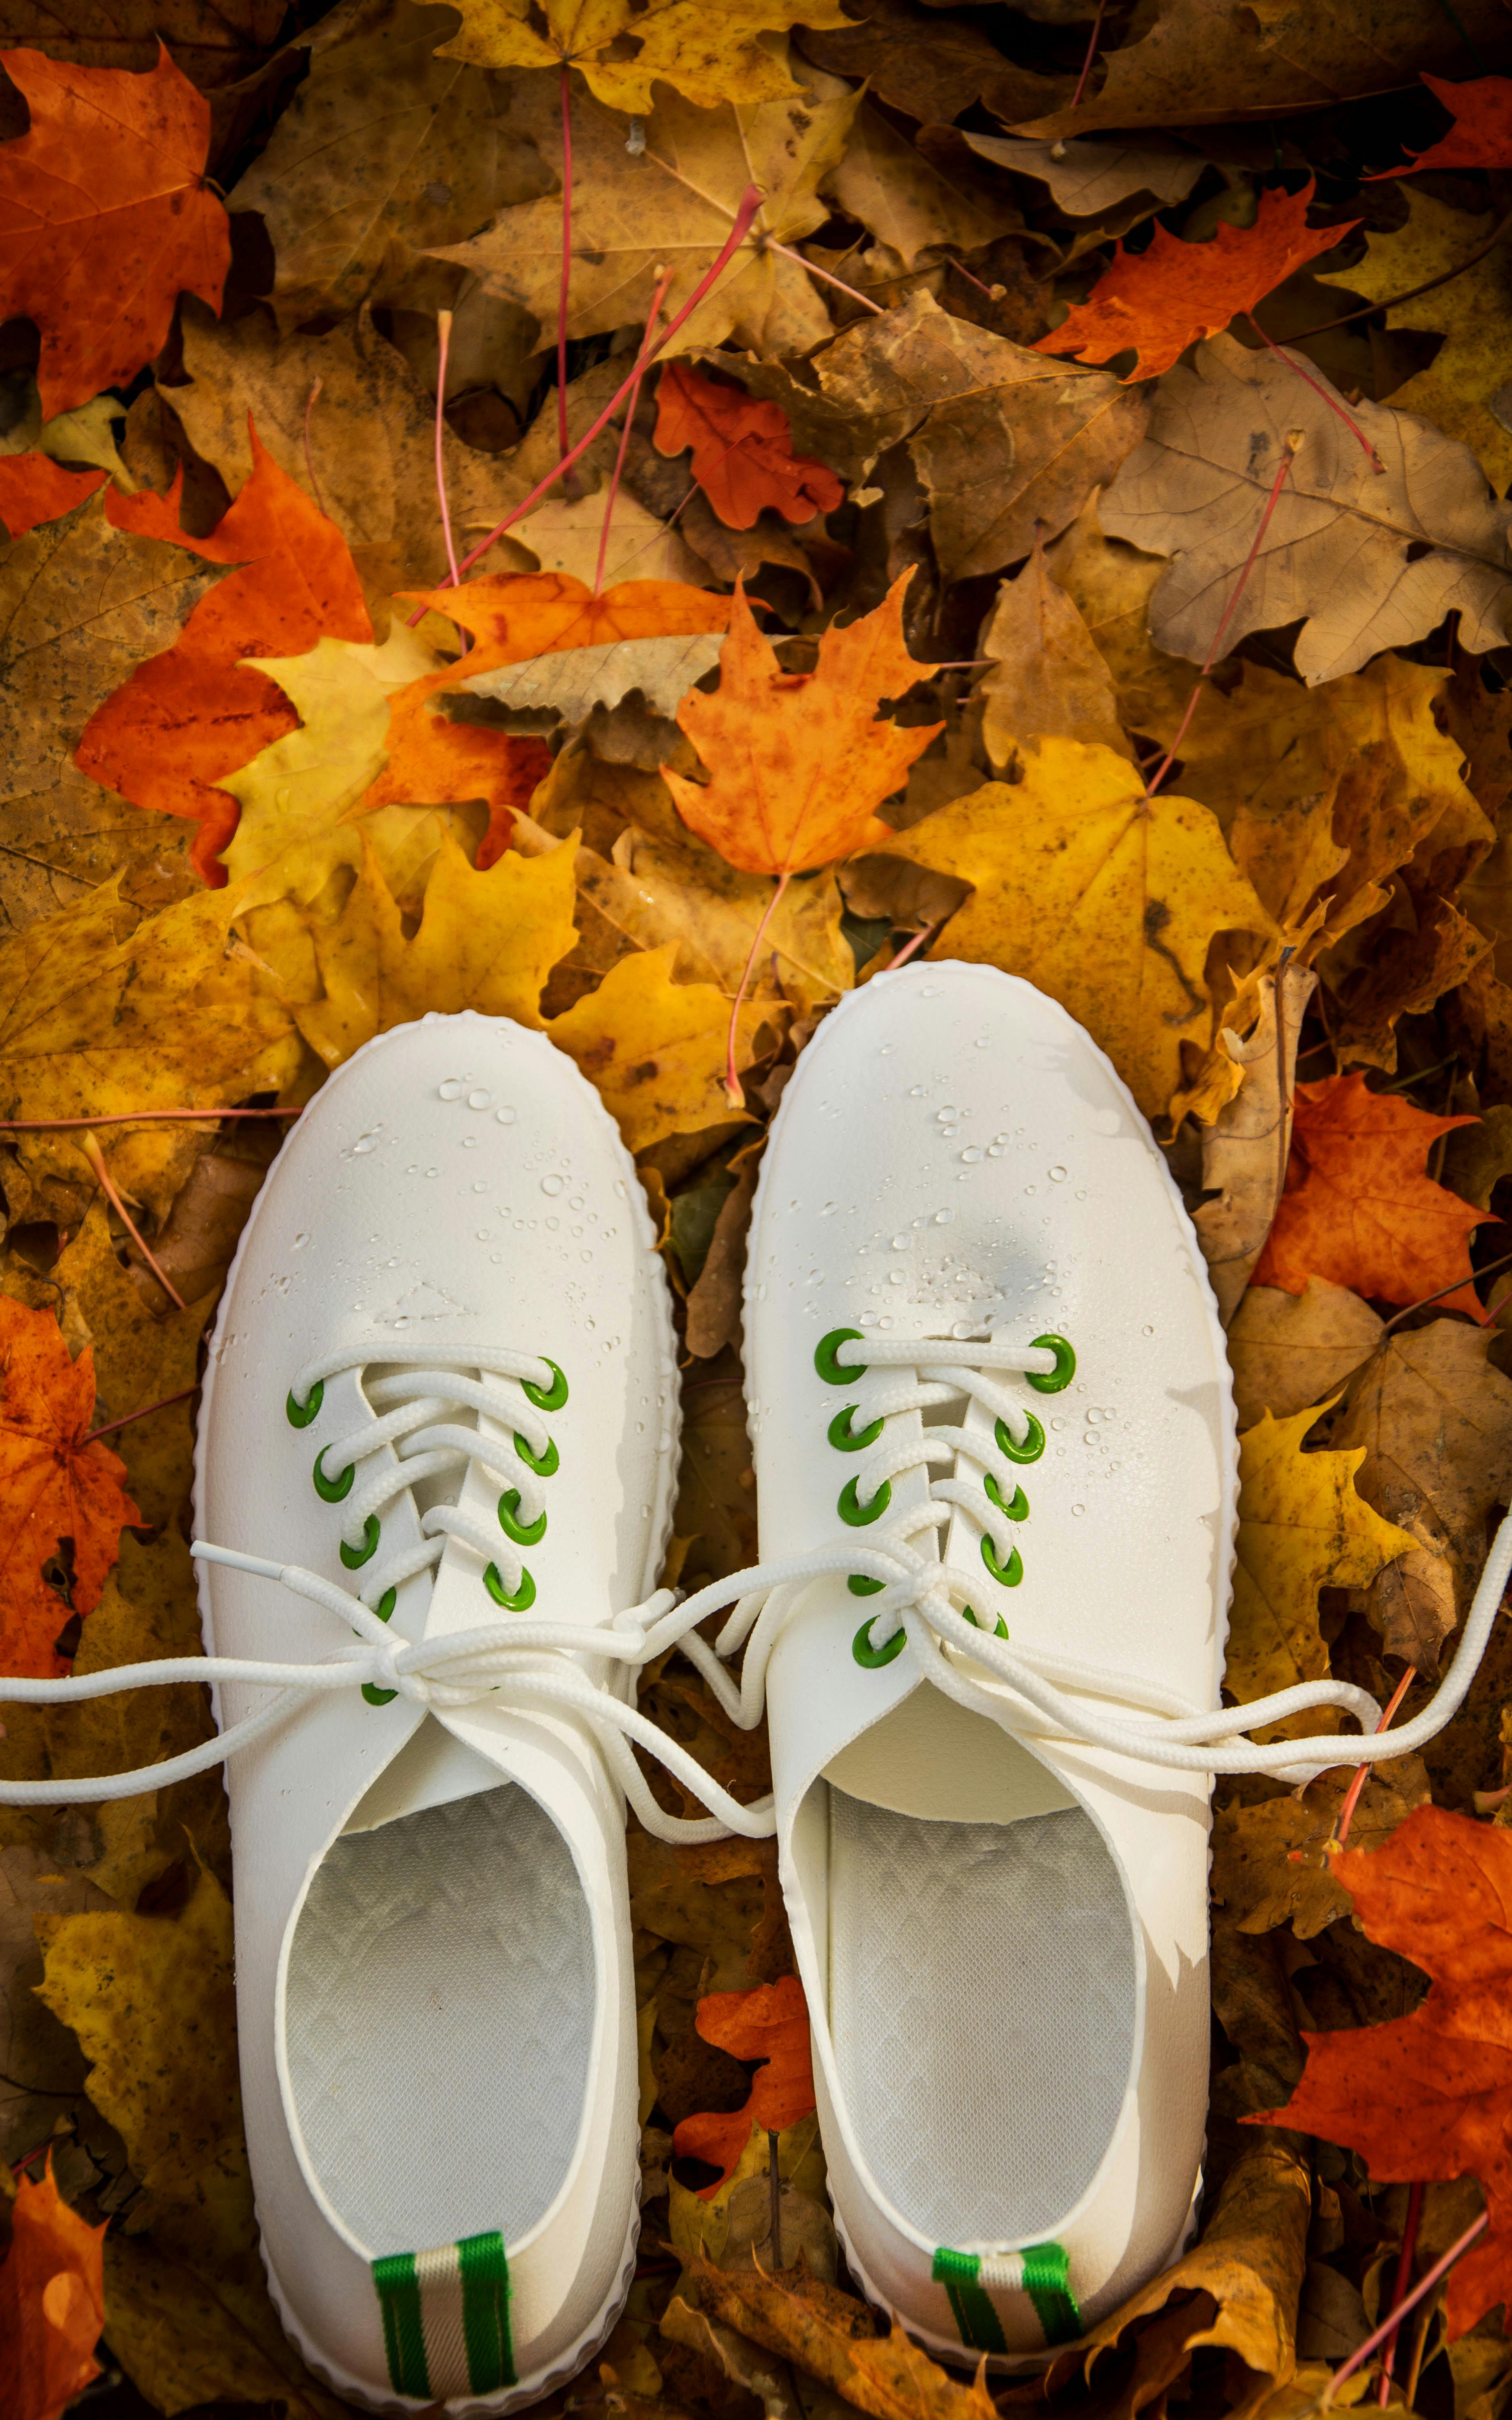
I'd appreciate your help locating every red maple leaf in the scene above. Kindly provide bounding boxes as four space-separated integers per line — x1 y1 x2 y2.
653 362 844 531
0 455 105 539
0 45 229 418
1252 1071 1488 1318
1033 180 1356 382
0 1295 138 1682
1251 1807 1512 2336
74 425 371 884
1373 75 1512 176
672 1975 817 2198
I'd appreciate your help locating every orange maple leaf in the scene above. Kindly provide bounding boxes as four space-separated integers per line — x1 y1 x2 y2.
653 362 845 532
0 455 105 539
1250 1807 1512 2337
368 572 731 863
1252 1071 1488 1318
0 1295 138 1683
1033 180 1355 383
0 2151 107 2420
75 425 371 884
672 1975 817 2199
1374 74 1512 176
663 574 939 877
0 46 229 420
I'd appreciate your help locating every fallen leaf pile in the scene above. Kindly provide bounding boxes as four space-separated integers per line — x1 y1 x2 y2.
5 10 1512 2420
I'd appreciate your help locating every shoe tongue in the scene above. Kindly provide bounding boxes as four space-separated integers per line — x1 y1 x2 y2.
823 1680 1078 1825
342 1715 505 1833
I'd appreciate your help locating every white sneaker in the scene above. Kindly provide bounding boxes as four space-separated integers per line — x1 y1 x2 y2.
652 964 1512 2365
0 1012 767 2414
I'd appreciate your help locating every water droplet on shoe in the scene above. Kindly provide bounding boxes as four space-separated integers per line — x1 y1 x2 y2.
922 983 939 996
880 1042 896 1055
820 1201 837 1217
892 1234 909 1250
461 1136 478 1149
1142 1323 1155 1336
960 1146 982 1165
1024 1184 1037 1195
350 1129 380 1155
477 1230 490 1241
1049 1165 1068 1182
987 1144 1005 1157
438 1079 462 1100
293 1232 309 1249
909 1085 924 1097
425 1167 438 1178
496 1106 517 1125
541 1174 565 1197
888 1270 906 1286
1071 1503 1085 1517
467 1088 492 1110
936 1106 958 1122
934 1209 953 1224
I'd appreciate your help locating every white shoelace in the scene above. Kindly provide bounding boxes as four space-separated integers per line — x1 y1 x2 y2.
3 1332 1506 1833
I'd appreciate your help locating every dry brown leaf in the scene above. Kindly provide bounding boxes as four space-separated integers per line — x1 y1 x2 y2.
821 96 1023 272
685 1158 758 1361
813 290 1149 581
1226 1280 1385 1431
461 631 728 733
685 2252 998 2420
1100 334 1512 685
959 131 1205 219
1192 963 1317 1323
795 0 1068 125
977 547 1131 768
1211 1758 1433 1938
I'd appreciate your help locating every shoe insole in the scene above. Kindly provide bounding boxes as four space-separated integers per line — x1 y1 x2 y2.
828 1790 1137 2246
285 1783 593 2254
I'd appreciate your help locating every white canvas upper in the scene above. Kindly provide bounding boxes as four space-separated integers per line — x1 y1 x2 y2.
193 1011 682 2414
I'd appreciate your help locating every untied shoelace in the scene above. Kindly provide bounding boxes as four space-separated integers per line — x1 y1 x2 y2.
2 1332 1507 1837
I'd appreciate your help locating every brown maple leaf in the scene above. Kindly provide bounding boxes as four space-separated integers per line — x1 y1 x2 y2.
0 45 230 418
1251 1806 1512 2336
1034 180 1354 383
1253 1072 1488 1317
0 1294 138 1681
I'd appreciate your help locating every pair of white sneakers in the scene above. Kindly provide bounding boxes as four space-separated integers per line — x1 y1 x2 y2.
7 967 1507 2414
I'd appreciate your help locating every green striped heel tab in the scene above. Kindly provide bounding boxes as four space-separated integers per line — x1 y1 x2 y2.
373 2232 515 2398
932 2242 1080 2352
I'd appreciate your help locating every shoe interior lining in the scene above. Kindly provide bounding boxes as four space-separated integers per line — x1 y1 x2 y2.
827 1790 1137 2246
285 1782 594 2254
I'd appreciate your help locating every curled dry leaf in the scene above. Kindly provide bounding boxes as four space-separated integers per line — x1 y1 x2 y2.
870 741 1272 1120
1253 1072 1489 1317
1100 334 1512 685
1192 963 1317 1324
0 46 230 418
684 2250 999 2420
1036 182 1351 382
1253 1807 1512 2338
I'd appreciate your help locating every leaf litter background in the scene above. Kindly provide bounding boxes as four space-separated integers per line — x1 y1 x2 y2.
8 1 1512 2416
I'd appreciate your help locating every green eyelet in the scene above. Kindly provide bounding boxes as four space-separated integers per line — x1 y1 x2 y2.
985 1474 1028 1522
815 1328 866 1386
963 1603 1010 1641
1026 1333 1076 1394
995 1412 1045 1466
498 1489 546 1546
515 1431 559 1477
523 1359 568 1411
828 1405 883 1452
286 1380 323 1428
362 1588 398 1705
485 1562 536 1610
340 1514 381 1569
848 1573 884 1597
852 1616 906 1669
313 1446 355 1502
838 1475 891 1527
982 1535 1024 1587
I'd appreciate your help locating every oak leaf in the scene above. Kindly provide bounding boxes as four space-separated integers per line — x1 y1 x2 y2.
0 2152 106 2420
0 456 105 540
1319 193 1512 495
664 577 936 877
1226 1281 1385 1431
654 364 843 532
75 431 371 883
1376 73 1512 175
1228 1400 1415 1729
865 742 1272 1121
0 1292 138 1681
435 77 856 362
810 291 1149 582
437 0 850 111
0 46 229 418
1012 0 1505 138
1253 1073 1488 1317
1100 334 1512 685
673 1976 816 2197
546 945 780 1153
1036 182 1350 383
1253 1806 1512 2338
1331 1320 1512 1674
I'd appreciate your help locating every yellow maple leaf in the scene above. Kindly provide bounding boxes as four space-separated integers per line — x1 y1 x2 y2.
280 829 580 1069
869 739 1274 1121
438 0 849 112
0 883 302 1226
1229 1401 1417 1731
546 944 782 1152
